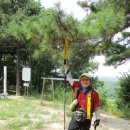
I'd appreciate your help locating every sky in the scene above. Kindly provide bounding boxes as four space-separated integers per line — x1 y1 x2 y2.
41 0 130 78
41 0 87 20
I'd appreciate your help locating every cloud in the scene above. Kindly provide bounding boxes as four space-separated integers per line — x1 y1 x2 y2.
94 56 130 77
41 0 86 20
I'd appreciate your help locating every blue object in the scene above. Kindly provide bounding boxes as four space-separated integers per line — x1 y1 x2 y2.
82 86 91 94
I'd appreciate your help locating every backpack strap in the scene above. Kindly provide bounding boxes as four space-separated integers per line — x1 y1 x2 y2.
76 88 80 98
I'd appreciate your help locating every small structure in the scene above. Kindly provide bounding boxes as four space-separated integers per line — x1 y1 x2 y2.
41 77 79 101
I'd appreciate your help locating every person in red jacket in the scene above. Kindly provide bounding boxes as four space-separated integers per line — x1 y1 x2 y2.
64 61 100 130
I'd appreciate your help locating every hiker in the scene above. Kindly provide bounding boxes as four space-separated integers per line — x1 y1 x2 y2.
64 60 100 130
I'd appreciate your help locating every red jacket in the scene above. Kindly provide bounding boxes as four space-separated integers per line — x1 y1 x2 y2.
71 82 100 111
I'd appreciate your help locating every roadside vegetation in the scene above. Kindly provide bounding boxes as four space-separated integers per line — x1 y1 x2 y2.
0 97 64 130
98 71 130 119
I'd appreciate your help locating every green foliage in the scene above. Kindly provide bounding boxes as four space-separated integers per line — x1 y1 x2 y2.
1 0 130 95
98 88 107 108
102 99 122 116
116 71 130 118
0 98 59 129
97 78 130 119
55 84 73 104
1 0 101 94
78 0 130 65
101 81 119 99
7 119 32 129
92 76 104 89
87 7 125 37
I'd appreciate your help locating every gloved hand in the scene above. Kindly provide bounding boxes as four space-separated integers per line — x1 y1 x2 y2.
70 99 78 111
94 119 100 127
64 59 69 65
72 99 78 105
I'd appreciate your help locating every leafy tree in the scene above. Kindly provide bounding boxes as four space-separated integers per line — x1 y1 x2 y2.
78 0 130 66
98 89 107 108
0 0 41 95
0 0 58 95
0 0 104 95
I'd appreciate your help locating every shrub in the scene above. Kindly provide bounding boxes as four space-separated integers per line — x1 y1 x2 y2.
98 88 107 108
116 71 130 118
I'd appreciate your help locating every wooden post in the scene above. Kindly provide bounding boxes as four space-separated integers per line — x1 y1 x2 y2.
41 79 45 99
29 44 32 95
27 87 29 97
24 81 27 96
52 79 54 101
24 86 26 96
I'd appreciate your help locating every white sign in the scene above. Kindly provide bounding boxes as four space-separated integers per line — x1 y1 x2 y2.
22 67 31 81
23 82 29 87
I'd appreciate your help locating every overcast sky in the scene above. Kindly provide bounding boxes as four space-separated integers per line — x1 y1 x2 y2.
41 0 130 78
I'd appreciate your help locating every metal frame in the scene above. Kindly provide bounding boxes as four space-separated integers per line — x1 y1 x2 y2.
41 77 78 100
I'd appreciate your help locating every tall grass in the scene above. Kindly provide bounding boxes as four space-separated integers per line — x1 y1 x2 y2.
0 98 47 129
102 99 130 119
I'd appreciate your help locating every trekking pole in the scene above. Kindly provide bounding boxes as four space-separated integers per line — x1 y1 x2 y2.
64 74 66 130
63 39 69 130
94 125 96 130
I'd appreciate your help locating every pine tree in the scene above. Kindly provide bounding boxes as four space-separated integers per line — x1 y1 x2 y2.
78 0 130 66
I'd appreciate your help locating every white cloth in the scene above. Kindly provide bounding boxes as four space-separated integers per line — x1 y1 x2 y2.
64 64 74 86
95 108 100 120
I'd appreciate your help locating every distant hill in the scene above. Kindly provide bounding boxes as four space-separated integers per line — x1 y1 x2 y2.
98 77 119 99
98 76 118 82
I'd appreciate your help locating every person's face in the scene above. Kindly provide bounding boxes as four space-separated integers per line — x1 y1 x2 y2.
80 76 91 88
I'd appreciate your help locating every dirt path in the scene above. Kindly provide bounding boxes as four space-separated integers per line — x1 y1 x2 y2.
98 114 130 130
42 106 130 130
0 97 129 130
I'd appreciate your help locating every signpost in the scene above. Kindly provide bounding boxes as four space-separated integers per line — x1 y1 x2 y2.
4 66 7 95
22 67 31 82
22 67 31 96
0 66 8 98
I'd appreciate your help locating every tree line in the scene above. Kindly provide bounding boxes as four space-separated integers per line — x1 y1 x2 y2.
0 0 130 102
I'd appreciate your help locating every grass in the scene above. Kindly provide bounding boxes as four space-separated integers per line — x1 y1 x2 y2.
0 99 33 119
0 94 129 130
34 121 45 129
0 96 64 130
7 119 32 129
101 99 130 119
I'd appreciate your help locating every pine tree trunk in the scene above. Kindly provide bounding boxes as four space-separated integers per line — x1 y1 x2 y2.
16 45 20 96
29 48 32 95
